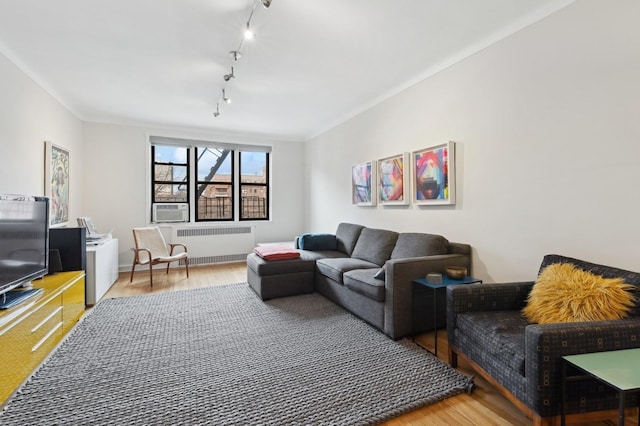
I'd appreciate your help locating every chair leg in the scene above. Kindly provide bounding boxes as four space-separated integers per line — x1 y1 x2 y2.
166 262 171 275
148 263 153 287
185 258 189 278
130 261 136 282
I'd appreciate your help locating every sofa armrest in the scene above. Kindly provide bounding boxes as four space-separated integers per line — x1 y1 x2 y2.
524 318 640 416
384 253 470 339
446 281 533 343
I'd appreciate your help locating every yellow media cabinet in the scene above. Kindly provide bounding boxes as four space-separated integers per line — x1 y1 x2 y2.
0 271 85 405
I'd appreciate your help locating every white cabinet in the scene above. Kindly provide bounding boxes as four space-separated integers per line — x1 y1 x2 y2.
86 238 119 306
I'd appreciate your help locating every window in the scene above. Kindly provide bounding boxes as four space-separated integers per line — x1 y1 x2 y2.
240 151 269 220
196 147 233 221
150 136 271 223
151 145 189 203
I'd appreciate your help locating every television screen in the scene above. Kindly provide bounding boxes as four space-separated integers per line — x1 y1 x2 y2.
0 195 49 295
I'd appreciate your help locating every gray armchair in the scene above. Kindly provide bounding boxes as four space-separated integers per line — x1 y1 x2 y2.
447 254 640 425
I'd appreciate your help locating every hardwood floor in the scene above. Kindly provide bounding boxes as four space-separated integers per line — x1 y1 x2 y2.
104 263 635 425
105 262 247 299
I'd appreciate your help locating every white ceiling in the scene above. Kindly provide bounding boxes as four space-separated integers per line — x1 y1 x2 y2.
0 0 573 141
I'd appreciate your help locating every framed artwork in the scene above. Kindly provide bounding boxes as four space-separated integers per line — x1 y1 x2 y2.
351 161 377 206
378 152 409 205
45 141 70 226
412 141 455 205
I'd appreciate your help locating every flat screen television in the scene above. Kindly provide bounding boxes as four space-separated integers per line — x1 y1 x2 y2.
0 195 49 297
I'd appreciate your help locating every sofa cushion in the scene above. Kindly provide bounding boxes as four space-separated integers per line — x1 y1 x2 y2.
343 269 385 301
456 310 527 375
523 263 637 324
335 223 365 256
351 228 398 266
298 233 338 251
316 257 379 284
390 233 449 259
297 250 349 261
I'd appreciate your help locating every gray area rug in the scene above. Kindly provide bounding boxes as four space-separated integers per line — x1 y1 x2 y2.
0 283 470 425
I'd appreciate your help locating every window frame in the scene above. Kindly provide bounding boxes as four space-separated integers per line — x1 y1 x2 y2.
239 151 270 221
150 144 191 205
148 136 272 224
195 147 234 222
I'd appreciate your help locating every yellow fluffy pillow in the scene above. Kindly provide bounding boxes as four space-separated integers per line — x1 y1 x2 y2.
523 263 636 324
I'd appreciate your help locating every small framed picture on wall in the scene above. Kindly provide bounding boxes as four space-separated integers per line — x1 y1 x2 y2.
351 161 377 206
378 152 410 205
412 141 455 205
44 141 71 226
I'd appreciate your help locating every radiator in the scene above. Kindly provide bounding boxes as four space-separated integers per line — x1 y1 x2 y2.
164 225 255 265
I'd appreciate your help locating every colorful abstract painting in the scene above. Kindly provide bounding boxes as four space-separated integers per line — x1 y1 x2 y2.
412 141 455 205
351 161 376 206
378 153 409 205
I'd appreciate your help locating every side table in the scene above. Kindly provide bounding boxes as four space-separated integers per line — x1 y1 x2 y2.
86 237 119 306
412 275 482 356
562 348 640 426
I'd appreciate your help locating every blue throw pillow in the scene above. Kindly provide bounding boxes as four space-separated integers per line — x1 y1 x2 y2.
298 233 338 251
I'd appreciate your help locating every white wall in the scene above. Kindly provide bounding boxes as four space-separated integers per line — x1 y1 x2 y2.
0 52 83 218
82 122 306 269
304 0 640 282
0 46 305 272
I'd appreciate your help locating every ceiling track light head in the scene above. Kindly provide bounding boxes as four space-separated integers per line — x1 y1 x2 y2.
213 103 220 117
229 50 242 61
244 23 255 40
261 0 272 8
223 66 235 81
222 89 231 104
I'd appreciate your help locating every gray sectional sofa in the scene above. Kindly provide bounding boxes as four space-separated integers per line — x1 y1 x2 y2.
247 222 471 339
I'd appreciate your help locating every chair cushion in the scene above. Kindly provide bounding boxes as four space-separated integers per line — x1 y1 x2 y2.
133 226 170 262
523 263 637 324
316 257 379 284
351 228 398 266
390 233 449 259
456 310 527 374
343 269 385 301
155 252 188 262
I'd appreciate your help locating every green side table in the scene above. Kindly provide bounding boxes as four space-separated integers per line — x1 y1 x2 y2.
562 348 640 425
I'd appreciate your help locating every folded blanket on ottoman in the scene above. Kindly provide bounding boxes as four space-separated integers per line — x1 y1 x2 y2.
254 244 301 261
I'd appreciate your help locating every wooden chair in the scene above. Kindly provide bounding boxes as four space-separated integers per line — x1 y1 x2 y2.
130 226 189 287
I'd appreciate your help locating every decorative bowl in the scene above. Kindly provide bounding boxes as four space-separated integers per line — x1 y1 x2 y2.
445 266 467 280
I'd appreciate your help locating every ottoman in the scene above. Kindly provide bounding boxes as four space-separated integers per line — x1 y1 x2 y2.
246 252 316 300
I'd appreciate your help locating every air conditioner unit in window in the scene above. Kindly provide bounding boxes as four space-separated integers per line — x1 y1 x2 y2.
152 203 189 223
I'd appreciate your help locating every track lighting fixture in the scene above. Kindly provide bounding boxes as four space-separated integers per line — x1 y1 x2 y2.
213 0 272 118
244 23 255 40
223 67 235 81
